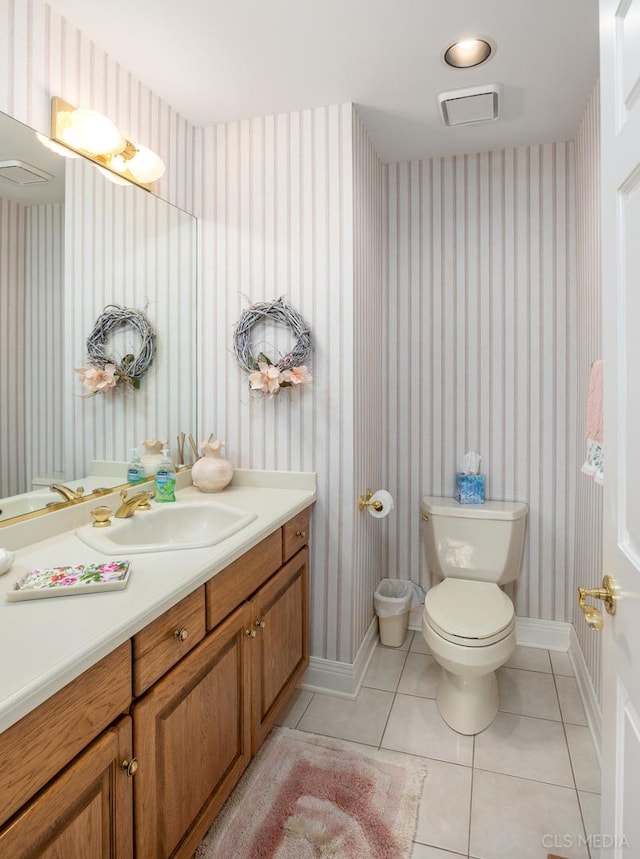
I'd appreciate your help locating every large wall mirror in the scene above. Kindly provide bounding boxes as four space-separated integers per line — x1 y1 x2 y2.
0 110 197 525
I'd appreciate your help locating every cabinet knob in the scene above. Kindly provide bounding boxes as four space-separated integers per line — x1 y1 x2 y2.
255 618 266 630
174 627 188 642
295 530 306 539
245 628 257 639
121 758 139 777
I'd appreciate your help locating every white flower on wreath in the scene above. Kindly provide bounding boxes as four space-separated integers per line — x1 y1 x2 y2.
248 357 312 396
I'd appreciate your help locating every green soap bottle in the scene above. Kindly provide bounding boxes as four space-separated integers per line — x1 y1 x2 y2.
154 446 176 502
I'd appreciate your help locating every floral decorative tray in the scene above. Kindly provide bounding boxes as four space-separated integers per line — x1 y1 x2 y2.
7 560 131 601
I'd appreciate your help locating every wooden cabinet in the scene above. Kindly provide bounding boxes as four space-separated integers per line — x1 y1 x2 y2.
0 505 312 859
0 716 134 859
250 548 308 751
132 604 252 859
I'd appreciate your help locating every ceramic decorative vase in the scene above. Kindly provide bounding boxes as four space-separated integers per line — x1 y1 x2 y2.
141 439 166 476
191 440 233 492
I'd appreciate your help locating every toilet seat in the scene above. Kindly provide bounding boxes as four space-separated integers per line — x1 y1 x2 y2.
424 579 515 647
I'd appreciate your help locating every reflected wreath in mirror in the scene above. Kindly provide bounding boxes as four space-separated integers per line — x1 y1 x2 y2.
76 304 156 396
233 297 312 397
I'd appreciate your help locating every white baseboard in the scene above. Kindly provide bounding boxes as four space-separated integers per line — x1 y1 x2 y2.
569 624 602 765
514 616 572 651
299 617 379 699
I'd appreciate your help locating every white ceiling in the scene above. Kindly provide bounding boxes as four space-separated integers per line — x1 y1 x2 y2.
47 0 599 163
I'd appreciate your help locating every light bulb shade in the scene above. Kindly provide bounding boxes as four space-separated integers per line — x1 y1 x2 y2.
126 146 165 183
60 108 126 156
51 98 165 189
444 38 493 69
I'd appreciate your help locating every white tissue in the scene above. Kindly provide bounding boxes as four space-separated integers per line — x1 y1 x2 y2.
0 548 15 576
368 490 394 519
459 451 482 475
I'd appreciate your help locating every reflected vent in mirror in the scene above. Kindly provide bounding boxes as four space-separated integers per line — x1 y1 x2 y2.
0 159 53 185
438 84 502 126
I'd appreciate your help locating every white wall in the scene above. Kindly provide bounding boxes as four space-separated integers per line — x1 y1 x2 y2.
385 144 578 621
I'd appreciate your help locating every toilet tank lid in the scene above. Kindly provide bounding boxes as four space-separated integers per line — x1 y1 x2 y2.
421 496 528 521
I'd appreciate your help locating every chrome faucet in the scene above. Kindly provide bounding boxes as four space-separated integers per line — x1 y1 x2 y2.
50 483 84 501
115 489 155 519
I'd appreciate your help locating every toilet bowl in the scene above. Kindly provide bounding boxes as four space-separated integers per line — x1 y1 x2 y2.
421 496 527 735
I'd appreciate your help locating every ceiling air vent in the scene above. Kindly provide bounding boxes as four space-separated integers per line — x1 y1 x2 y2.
438 84 502 127
0 160 53 185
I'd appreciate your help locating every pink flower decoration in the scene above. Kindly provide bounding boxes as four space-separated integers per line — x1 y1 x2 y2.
76 363 118 396
248 362 283 394
281 365 312 386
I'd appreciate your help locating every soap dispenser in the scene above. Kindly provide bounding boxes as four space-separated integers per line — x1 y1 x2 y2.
154 447 176 502
127 447 146 485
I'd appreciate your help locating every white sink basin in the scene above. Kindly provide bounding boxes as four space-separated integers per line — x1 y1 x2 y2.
75 501 257 555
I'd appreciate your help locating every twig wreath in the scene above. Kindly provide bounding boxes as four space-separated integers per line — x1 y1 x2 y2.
234 297 312 396
75 304 156 397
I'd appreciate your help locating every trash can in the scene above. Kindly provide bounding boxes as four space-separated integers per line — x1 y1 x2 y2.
374 578 414 647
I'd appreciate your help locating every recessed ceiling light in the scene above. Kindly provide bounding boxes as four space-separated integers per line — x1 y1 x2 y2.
444 38 493 69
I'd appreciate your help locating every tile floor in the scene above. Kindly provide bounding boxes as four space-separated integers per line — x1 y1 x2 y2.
275 633 601 859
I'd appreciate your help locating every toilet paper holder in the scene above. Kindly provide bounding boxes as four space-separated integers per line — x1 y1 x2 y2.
358 489 383 512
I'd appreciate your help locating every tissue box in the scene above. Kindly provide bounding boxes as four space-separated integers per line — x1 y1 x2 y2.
455 473 485 504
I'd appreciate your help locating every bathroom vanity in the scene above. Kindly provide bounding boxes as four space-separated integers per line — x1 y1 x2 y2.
0 470 315 858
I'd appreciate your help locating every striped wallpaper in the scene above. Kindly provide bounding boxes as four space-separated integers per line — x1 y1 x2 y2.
24 202 64 486
352 109 386 655
63 157 197 478
194 104 365 663
0 197 26 498
384 144 578 621
573 82 603 703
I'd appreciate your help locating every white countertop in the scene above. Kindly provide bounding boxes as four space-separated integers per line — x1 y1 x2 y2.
0 470 316 733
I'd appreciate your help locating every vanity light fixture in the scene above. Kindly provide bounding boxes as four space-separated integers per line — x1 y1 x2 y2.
49 97 165 189
443 37 493 69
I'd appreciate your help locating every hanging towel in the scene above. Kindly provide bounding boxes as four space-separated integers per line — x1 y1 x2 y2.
581 359 603 484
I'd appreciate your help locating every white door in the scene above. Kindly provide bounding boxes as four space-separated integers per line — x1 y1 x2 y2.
599 0 640 856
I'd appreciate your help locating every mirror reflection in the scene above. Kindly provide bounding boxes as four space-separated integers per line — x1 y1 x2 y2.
0 111 197 525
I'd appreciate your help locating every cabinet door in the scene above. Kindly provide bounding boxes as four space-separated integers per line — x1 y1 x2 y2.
132 603 252 859
251 548 309 751
0 716 133 859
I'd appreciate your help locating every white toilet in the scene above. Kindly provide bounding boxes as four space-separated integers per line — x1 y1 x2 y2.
421 495 528 735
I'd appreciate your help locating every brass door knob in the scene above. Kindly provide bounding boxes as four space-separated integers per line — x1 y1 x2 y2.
121 758 139 777
578 575 616 630
174 627 188 642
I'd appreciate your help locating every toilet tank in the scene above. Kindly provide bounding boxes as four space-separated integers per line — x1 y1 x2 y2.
422 496 528 585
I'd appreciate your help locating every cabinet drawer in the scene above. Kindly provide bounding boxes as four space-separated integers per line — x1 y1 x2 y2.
206 531 281 630
282 507 311 562
0 642 132 827
132 587 206 696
